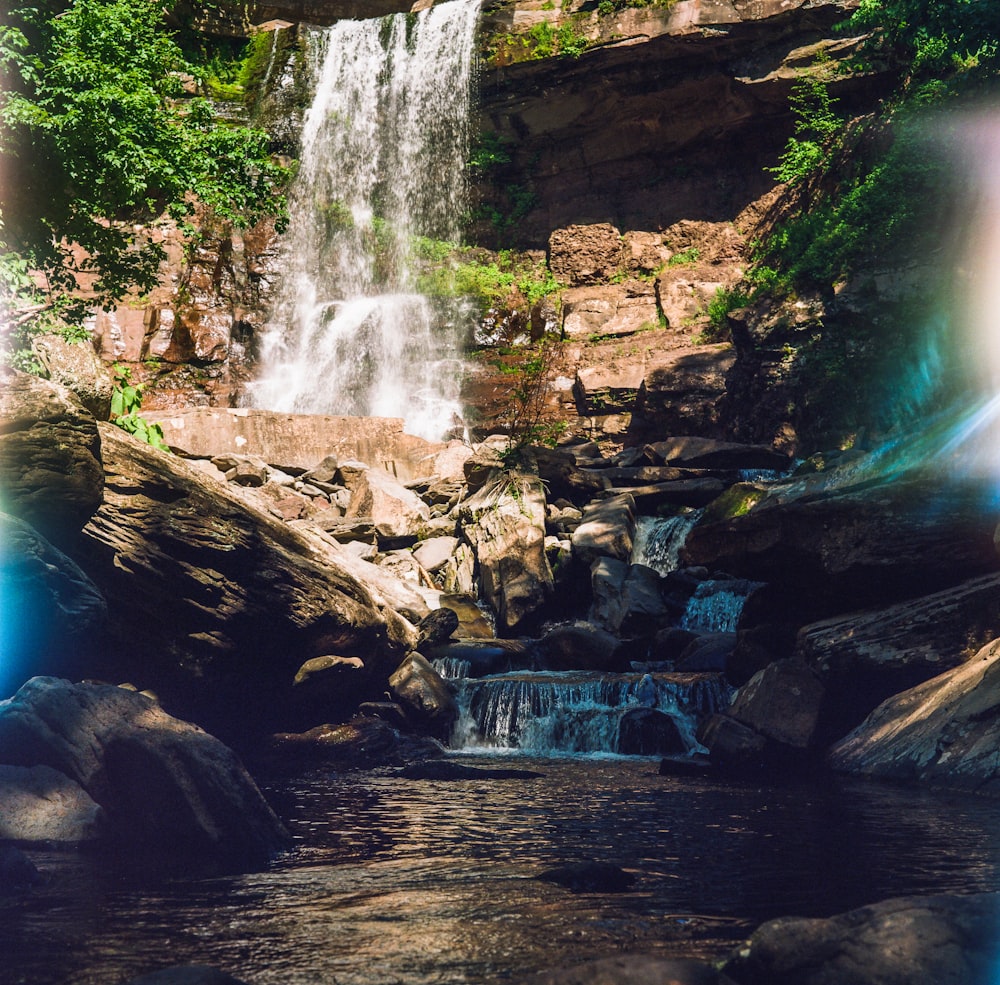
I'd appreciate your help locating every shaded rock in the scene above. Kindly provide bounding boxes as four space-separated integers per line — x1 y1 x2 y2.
617 708 686 756
529 954 734 985
571 493 636 565
356 701 410 729
828 638 1000 795
416 607 460 648
589 556 629 632
438 542 477 595
388 652 459 740
537 861 635 893
614 478 728 512
682 473 1000 612
676 633 738 672
643 436 789 472
619 563 671 636
795 572 1000 738
124 965 251 985
721 892 1000 985
0 844 42 896
0 511 107 698
0 367 104 545
71 424 410 742
726 622 799 687
649 627 700 663
658 754 714 778
425 639 528 677
536 623 625 672
292 655 365 686
574 362 645 416
548 223 626 286
0 763 105 843
0 678 289 870
397 760 544 781
628 345 735 443
697 714 767 773
31 334 114 419
727 659 825 751
531 445 609 503
462 472 553 634
268 716 445 768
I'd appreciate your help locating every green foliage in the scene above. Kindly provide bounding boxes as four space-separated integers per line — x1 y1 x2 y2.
0 0 290 329
415 243 561 313
667 246 700 266
769 78 841 186
468 131 513 172
700 286 750 341
494 339 567 462
482 17 592 64
110 364 170 451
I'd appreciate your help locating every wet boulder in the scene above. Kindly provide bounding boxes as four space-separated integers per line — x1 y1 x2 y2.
617 708 687 756
828 638 1000 794
537 860 635 893
0 367 104 546
722 892 1000 985
0 678 289 871
727 659 825 753
268 716 445 768
536 623 625 672
388 652 459 740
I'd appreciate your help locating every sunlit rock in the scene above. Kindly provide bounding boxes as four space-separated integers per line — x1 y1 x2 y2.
0 764 104 843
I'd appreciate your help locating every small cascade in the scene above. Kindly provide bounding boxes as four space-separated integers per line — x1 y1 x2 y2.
679 579 764 633
736 468 787 483
432 657 472 680
248 0 480 440
451 671 731 756
631 511 703 575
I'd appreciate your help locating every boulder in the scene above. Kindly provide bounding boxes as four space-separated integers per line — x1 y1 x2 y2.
721 893 1000 985
439 593 495 638
574 362 646 415
536 623 624 672
529 955 733 985
617 708 687 756
292 655 365 686
642 437 789 472
0 511 107 698
0 678 289 870
571 493 636 565
413 536 460 574
676 633 738 672
425 639 528 677
31 334 114 419
343 464 431 541
0 367 104 545
682 473 1000 612
628 345 735 443
160 407 443 481
531 445 609 503
727 659 825 751
461 472 554 634
697 714 768 773
561 282 660 340
795 572 1000 738
619 563 671 636
268 716 445 768
0 763 105 843
388 652 459 739
71 424 411 742
416 607 460 648
589 556 629 632
828 638 1000 794
548 223 626 286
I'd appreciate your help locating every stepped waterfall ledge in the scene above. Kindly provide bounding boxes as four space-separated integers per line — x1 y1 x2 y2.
247 0 481 440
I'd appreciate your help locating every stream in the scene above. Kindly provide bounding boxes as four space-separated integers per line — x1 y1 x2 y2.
7 756 1000 984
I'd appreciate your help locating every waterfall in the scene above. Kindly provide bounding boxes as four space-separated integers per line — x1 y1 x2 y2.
631 511 703 575
432 656 473 680
679 579 764 633
248 0 481 440
451 671 731 756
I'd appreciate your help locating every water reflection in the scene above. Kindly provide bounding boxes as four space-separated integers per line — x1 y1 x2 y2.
4 758 1000 984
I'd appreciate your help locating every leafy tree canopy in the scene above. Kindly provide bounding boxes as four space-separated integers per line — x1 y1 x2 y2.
0 0 289 323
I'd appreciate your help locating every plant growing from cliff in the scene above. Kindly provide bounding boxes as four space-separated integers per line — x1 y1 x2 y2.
769 78 841 187
0 0 290 331
110 364 170 451
494 338 567 463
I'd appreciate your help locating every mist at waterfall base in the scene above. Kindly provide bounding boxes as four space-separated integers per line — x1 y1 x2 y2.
245 1 479 441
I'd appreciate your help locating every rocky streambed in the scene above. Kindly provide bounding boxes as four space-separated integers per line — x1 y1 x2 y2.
4 364 1000 983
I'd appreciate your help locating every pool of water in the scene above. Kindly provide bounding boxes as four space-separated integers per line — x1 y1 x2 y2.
6 755 1000 984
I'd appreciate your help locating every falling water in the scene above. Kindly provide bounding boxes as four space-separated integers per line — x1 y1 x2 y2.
680 579 764 633
631 511 703 575
248 1 481 440
451 670 731 755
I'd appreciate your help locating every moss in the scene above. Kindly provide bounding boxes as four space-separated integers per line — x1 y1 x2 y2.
701 483 766 524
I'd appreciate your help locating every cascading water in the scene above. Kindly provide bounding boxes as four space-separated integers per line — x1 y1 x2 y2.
631 511 703 576
680 579 764 633
247 1 481 440
450 671 731 756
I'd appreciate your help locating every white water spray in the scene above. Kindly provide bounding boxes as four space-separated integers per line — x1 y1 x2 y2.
248 0 480 440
